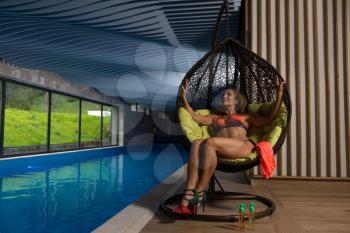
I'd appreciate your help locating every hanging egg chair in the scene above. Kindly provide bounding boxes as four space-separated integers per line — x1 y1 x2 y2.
161 0 291 222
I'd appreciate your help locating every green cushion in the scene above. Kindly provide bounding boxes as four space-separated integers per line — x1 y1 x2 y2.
178 102 288 165
178 108 213 141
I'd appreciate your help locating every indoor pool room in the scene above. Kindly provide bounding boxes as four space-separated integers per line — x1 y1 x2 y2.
0 0 349 233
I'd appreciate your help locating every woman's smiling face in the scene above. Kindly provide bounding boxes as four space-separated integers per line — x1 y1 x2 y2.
221 89 236 108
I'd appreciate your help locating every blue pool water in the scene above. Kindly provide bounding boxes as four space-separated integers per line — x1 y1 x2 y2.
0 143 188 233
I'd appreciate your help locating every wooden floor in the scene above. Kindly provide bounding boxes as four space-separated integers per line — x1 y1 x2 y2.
140 172 350 233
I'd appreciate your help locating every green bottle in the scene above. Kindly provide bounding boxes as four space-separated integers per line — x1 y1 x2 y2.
247 202 256 230
238 203 246 231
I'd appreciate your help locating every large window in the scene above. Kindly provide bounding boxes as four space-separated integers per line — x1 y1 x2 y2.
81 101 101 148
4 82 48 155
50 93 79 151
0 78 119 157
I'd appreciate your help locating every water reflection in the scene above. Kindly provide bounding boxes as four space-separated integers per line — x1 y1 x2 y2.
0 144 187 233
0 153 126 233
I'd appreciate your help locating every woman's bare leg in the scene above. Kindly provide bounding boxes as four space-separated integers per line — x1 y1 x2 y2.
195 137 254 192
181 139 203 206
185 139 203 189
208 137 255 158
196 139 217 191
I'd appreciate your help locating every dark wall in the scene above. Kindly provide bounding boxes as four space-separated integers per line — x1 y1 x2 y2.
123 106 183 146
123 107 155 146
152 110 183 144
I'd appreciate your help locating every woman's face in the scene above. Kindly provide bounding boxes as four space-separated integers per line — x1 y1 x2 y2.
221 89 237 108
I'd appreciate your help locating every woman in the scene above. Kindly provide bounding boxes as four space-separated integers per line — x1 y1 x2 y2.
175 78 285 215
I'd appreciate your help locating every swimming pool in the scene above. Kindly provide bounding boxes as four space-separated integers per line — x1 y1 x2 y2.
0 143 188 233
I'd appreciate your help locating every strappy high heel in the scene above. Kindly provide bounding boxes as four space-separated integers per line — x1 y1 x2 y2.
174 189 208 215
192 190 207 214
174 189 197 215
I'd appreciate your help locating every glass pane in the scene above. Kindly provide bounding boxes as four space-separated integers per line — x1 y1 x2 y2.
137 104 145 112
4 82 48 155
102 105 111 146
81 101 101 148
51 93 79 151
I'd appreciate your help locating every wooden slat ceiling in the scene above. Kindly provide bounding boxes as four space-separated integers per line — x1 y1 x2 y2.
0 0 242 108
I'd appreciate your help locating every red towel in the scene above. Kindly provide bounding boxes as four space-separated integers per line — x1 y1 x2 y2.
256 141 276 179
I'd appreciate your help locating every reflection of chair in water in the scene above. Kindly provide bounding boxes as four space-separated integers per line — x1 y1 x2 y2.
160 0 291 221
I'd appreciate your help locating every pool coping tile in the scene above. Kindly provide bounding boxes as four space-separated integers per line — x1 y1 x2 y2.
92 164 187 233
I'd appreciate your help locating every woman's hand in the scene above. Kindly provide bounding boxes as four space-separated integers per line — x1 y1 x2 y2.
251 78 285 127
180 79 189 99
179 79 215 125
276 78 285 97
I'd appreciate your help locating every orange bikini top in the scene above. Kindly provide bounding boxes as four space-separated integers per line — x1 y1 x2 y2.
213 114 248 131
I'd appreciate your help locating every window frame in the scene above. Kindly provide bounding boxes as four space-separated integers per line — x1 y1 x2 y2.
0 75 120 159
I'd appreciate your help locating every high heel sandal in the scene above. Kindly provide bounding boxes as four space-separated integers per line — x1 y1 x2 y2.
191 190 207 214
174 189 207 215
174 189 197 215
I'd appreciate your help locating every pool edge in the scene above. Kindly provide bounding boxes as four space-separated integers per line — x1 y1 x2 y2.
0 145 121 161
92 164 187 233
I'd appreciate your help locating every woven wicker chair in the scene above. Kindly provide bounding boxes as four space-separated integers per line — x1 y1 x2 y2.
161 0 291 222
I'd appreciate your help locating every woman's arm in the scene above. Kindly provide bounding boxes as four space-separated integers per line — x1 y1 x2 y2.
248 78 285 127
180 80 216 126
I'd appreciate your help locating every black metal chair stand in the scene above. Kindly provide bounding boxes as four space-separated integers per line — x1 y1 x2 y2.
160 176 275 222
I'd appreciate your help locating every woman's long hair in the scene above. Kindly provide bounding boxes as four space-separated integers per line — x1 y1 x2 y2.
231 89 247 113
211 89 247 114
